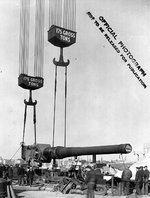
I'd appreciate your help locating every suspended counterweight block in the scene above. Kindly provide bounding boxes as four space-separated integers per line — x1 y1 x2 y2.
18 74 44 90
48 25 76 48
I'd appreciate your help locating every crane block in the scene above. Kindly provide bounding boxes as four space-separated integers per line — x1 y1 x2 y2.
48 25 77 48
18 74 44 90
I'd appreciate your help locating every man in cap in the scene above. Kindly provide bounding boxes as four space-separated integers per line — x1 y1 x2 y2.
85 166 97 198
143 166 149 195
135 166 144 195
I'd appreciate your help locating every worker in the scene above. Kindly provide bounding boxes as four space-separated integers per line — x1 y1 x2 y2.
85 166 97 198
27 167 34 187
121 166 132 195
17 165 25 186
135 166 144 195
143 166 149 195
7 165 13 183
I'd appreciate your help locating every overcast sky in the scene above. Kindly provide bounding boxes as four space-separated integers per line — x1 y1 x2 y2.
0 0 150 162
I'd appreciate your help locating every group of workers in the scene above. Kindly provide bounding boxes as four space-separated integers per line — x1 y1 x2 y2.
0 163 149 197
0 164 35 186
17 165 34 186
121 165 150 196
84 164 150 198
0 164 13 181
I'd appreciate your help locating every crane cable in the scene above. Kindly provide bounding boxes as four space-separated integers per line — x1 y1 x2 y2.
22 103 27 143
52 65 68 147
50 0 76 147
64 66 67 147
10 145 22 161
52 66 58 147
20 0 45 146
33 104 37 144
22 91 37 145
19 0 30 75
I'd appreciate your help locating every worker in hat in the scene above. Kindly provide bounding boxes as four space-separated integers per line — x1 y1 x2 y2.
143 166 149 195
85 166 97 198
135 166 144 195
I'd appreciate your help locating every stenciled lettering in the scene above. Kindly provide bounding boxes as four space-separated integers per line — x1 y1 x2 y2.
28 82 39 87
63 30 75 38
56 28 62 34
60 35 70 42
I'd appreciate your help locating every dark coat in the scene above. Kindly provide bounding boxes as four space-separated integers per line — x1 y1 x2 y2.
121 168 132 181
8 166 13 179
27 170 34 179
85 169 97 184
143 169 149 181
17 166 25 176
135 169 144 182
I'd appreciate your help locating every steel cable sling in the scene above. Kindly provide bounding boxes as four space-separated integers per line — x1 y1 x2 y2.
52 65 58 147
19 0 45 148
52 64 68 147
48 0 76 147
22 90 37 145
64 66 67 147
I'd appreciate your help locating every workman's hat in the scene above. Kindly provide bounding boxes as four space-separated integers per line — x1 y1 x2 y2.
144 166 148 168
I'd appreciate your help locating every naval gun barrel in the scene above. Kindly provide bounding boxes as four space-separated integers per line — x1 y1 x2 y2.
22 143 132 163
42 144 132 162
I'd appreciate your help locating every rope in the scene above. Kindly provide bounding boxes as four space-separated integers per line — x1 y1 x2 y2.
55 0 60 27
63 0 76 31
10 145 22 161
63 0 68 29
52 66 58 147
48 0 51 27
22 90 37 147
49 0 76 29
72 0 76 31
49 0 62 27
34 0 45 77
19 0 30 75
19 0 45 77
56 0 62 27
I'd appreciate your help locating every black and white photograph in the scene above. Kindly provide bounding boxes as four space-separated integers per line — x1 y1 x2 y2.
0 0 150 197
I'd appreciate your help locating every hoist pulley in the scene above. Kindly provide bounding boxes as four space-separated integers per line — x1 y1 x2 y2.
48 25 76 67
